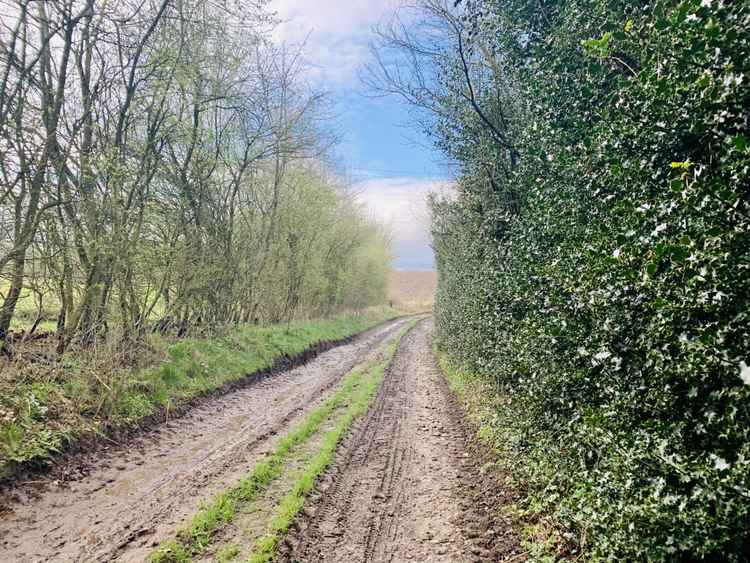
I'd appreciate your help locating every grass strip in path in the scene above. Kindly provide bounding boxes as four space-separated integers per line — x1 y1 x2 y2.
247 320 418 563
149 321 416 563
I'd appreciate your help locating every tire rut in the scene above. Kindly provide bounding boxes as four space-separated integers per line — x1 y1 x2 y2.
281 319 524 563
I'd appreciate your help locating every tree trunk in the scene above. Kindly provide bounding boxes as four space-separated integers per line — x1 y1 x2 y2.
0 252 26 342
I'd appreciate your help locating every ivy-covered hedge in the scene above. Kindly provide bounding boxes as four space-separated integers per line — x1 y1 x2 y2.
431 0 749 558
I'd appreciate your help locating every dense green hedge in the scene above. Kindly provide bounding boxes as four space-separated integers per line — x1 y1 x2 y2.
431 0 749 558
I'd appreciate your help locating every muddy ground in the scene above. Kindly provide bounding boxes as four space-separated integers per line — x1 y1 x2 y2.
0 318 522 563
0 318 412 562
280 320 522 563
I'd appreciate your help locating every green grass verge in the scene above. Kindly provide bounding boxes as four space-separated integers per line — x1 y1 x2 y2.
150 319 417 563
435 347 560 561
434 348 510 450
0 308 399 474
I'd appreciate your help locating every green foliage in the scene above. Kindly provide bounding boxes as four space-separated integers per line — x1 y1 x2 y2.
582 32 613 59
429 0 750 559
0 0 392 347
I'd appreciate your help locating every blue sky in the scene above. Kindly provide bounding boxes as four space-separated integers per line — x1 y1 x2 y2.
271 0 451 270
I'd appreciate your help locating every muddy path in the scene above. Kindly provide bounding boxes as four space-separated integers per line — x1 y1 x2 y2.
0 317 414 563
281 319 522 563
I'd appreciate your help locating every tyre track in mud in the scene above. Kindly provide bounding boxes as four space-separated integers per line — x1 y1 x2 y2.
0 317 413 563
281 319 523 563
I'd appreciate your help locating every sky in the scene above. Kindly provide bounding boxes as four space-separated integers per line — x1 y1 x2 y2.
271 0 451 270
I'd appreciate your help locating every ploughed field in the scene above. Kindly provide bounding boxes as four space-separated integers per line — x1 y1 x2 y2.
0 318 520 562
388 271 438 313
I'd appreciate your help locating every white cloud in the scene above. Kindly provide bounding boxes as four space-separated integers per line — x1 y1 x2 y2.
270 0 401 86
353 178 454 268
267 1 452 269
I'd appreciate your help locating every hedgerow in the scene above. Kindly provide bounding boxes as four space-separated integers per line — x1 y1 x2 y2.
426 0 749 559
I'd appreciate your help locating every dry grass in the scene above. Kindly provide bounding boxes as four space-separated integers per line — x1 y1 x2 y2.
388 270 437 313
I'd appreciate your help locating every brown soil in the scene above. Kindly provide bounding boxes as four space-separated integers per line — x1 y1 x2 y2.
0 317 523 563
198 380 353 563
198 342 396 562
388 270 437 312
0 317 413 562
280 320 523 563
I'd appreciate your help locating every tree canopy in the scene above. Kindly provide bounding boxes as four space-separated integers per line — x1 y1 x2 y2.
0 0 392 354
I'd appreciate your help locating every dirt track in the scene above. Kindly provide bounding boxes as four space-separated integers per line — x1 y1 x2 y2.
281 320 520 563
0 317 521 562
0 318 412 562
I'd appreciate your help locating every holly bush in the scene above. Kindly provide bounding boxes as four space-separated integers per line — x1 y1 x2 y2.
431 0 750 558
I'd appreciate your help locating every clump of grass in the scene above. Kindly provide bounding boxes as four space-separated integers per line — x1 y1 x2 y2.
216 544 241 562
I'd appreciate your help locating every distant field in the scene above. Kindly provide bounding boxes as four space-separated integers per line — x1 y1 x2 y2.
388 270 437 312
